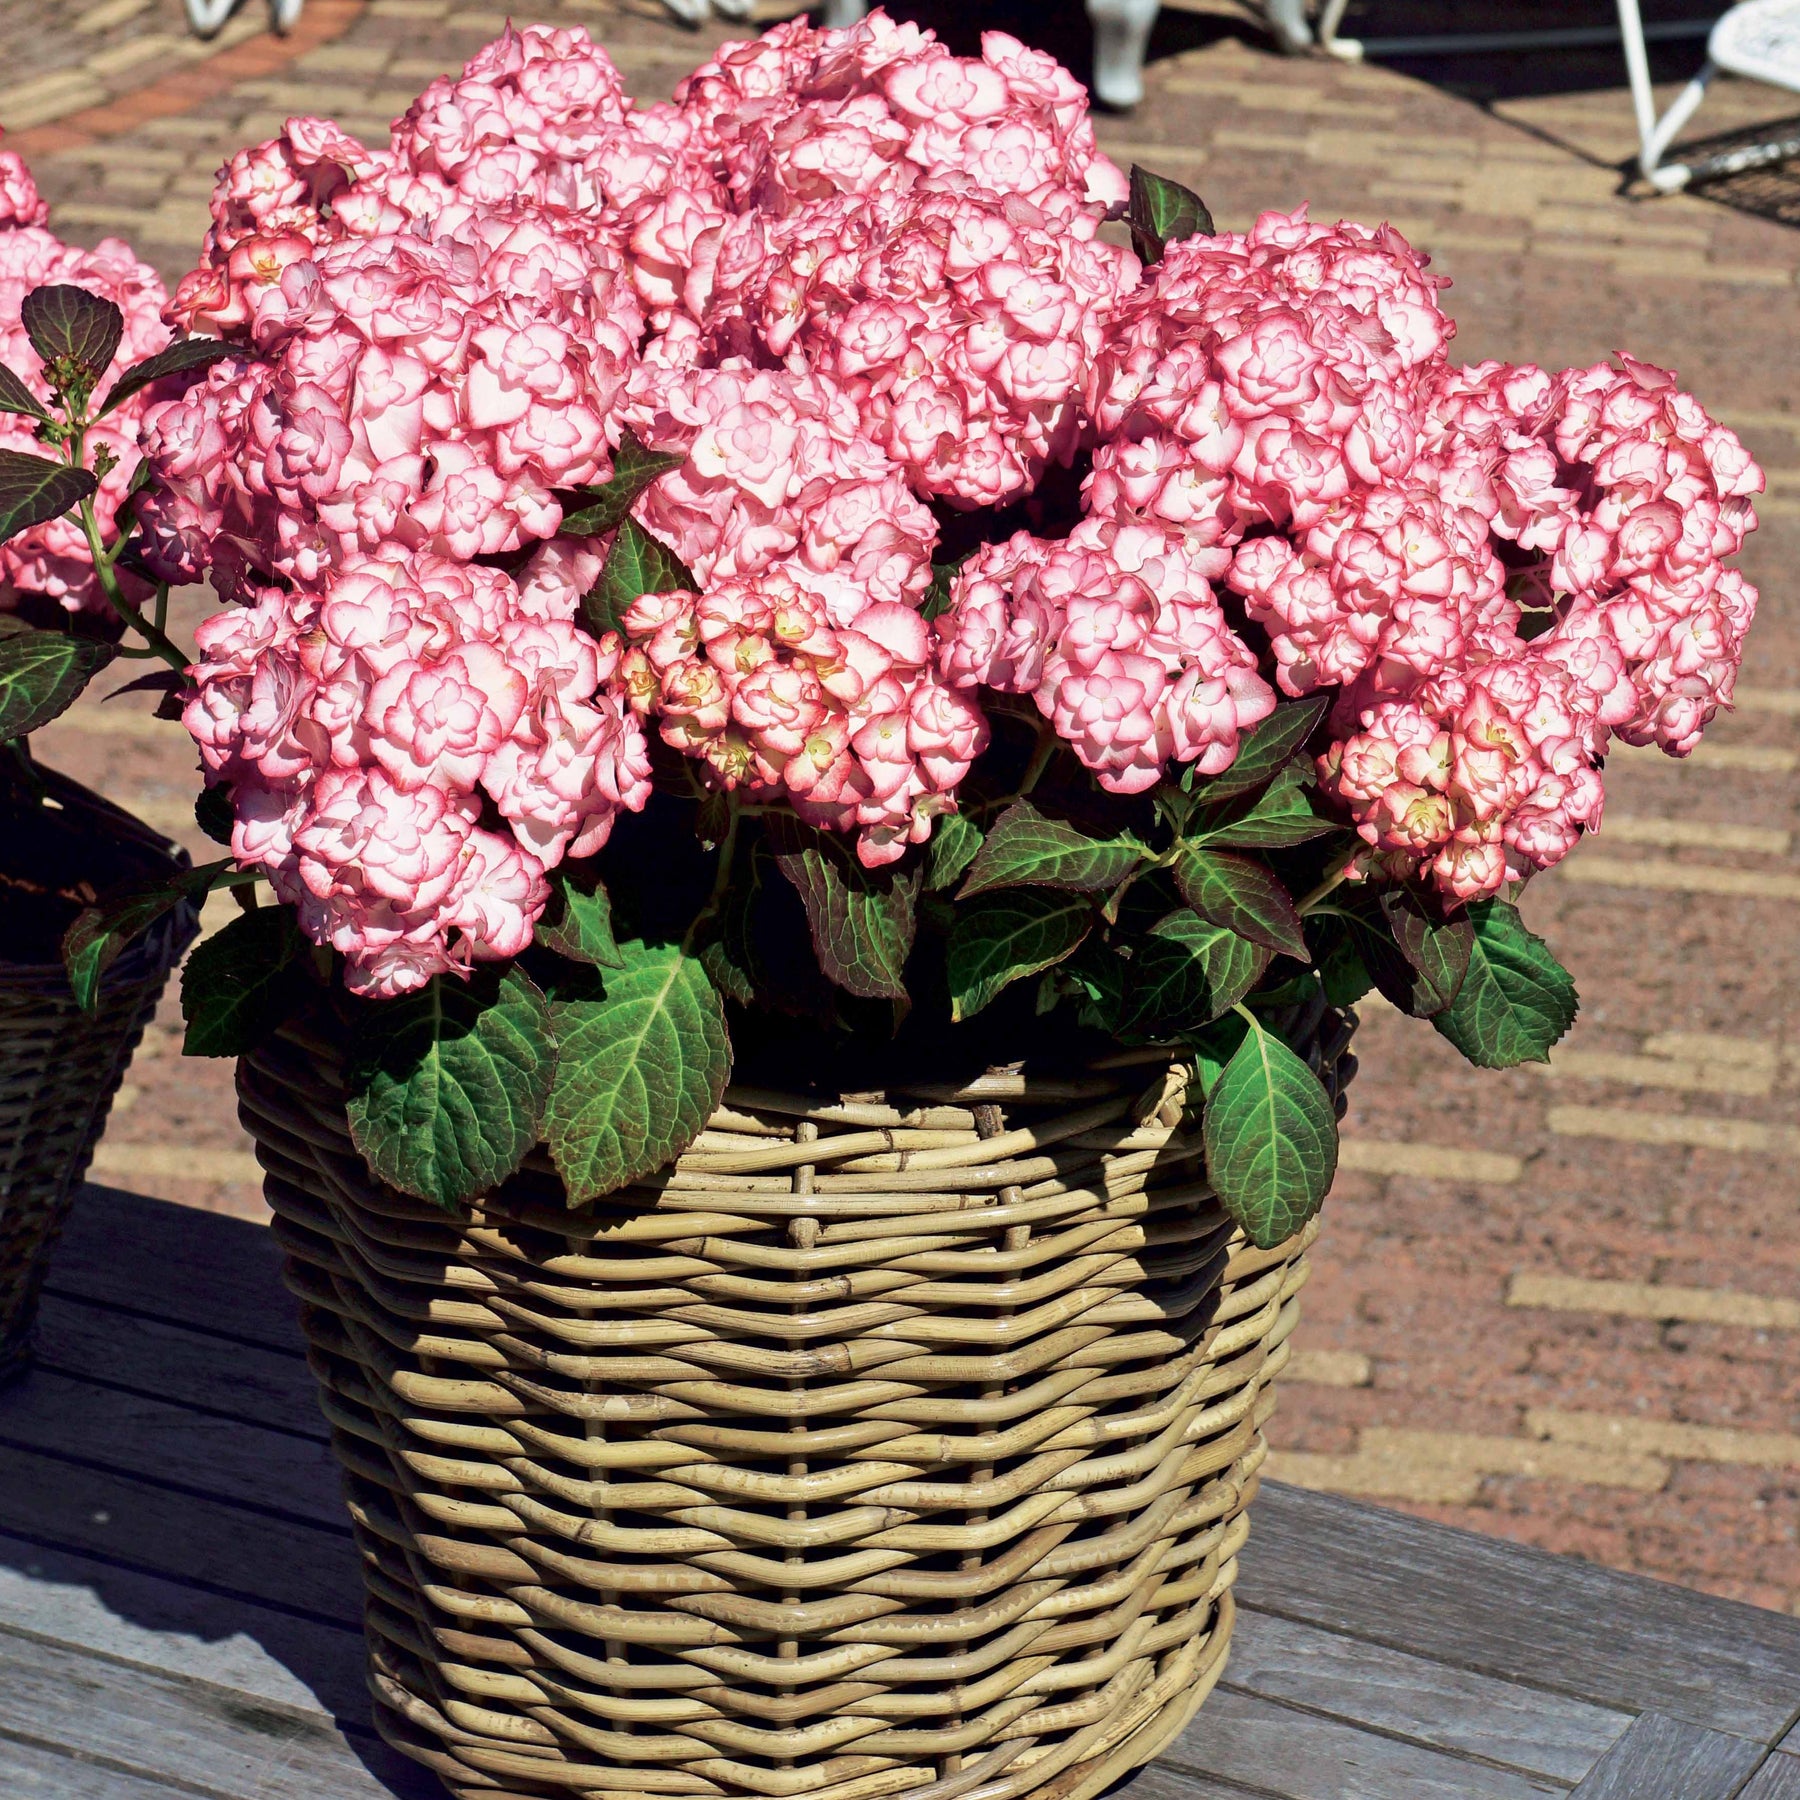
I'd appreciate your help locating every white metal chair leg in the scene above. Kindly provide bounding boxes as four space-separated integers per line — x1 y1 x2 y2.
1316 0 1362 59
268 0 302 32
184 0 239 37
1618 0 1718 190
1264 0 1313 54
1088 0 1160 109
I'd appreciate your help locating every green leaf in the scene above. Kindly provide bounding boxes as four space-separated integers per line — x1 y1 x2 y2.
1063 937 1128 1034
1174 845 1307 961
1124 908 1271 1035
1203 1016 1338 1250
581 515 696 639
346 966 554 1208
536 863 624 967
1197 697 1328 804
925 811 982 892
179 904 303 1057
947 889 1092 1022
97 336 239 418
1433 897 1577 1068
0 450 97 548
195 784 235 846
556 429 685 536
0 619 113 737
545 941 731 1202
1185 1012 1250 1100
694 862 760 1006
22 285 123 380
1380 886 1473 1017
768 817 919 1001
1312 893 1436 1019
1311 917 1375 1009
1127 165 1215 265
1192 768 1337 850
62 858 241 1011
958 799 1143 899
0 366 49 423
919 554 969 624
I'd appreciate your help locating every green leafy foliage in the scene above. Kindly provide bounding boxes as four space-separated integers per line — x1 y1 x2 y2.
1173 844 1307 960
62 859 245 1011
959 800 1143 897
581 515 696 638
346 966 555 1208
97 337 240 418
1312 917 1375 1009
0 366 49 423
919 554 969 623
1127 165 1215 264
1196 697 1327 804
194 784 235 846
1191 766 1338 850
947 889 1092 1021
536 863 624 967
545 941 730 1202
1124 909 1271 1035
0 450 96 548
1433 898 1577 1068
1380 886 1473 1016
180 904 304 1057
925 810 982 892
556 429 685 536
694 861 761 1005
1203 1015 1338 1249
22 285 122 381
769 817 919 1000
0 616 113 738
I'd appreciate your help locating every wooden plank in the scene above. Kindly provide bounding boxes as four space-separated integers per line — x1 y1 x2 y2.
0 1630 443 1799
1740 1757 1800 1800
1226 1607 1631 1784
1111 1760 1262 1800
33 1292 325 1441
51 1183 301 1354
0 1531 366 1721
1740 1756 1800 1800
0 1367 344 1528
1566 1711 1764 1799
1246 1483 1800 1741
0 1732 197 1799
0 1444 361 1625
1164 1684 1567 1799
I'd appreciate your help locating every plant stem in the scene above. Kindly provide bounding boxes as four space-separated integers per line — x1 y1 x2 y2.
682 798 743 955
1296 867 1349 915
3 737 45 805
1019 719 1058 795
77 495 188 673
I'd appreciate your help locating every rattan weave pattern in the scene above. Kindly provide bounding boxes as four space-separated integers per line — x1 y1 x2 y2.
0 777 197 1378
240 1007 1354 1800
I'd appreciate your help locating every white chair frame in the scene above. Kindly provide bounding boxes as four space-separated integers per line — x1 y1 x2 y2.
185 0 302 39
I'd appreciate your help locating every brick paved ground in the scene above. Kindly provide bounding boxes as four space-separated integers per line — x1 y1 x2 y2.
10 0 1799 1612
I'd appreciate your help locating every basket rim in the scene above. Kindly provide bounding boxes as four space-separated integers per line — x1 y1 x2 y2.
0 764 200 995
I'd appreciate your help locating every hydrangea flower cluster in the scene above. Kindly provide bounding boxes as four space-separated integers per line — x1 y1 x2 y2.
186 541 650 995
159 14 1760 998
0 142 170 614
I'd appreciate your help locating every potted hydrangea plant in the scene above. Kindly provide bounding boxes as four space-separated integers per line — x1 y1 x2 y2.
79 15 1759 1798
0 141 239 1378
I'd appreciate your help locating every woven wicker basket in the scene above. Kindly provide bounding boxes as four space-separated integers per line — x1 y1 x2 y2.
240 998 1355 1800
0 769 198 1379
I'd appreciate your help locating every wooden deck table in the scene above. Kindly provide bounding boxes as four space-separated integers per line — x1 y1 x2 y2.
1 1184 1796 1799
